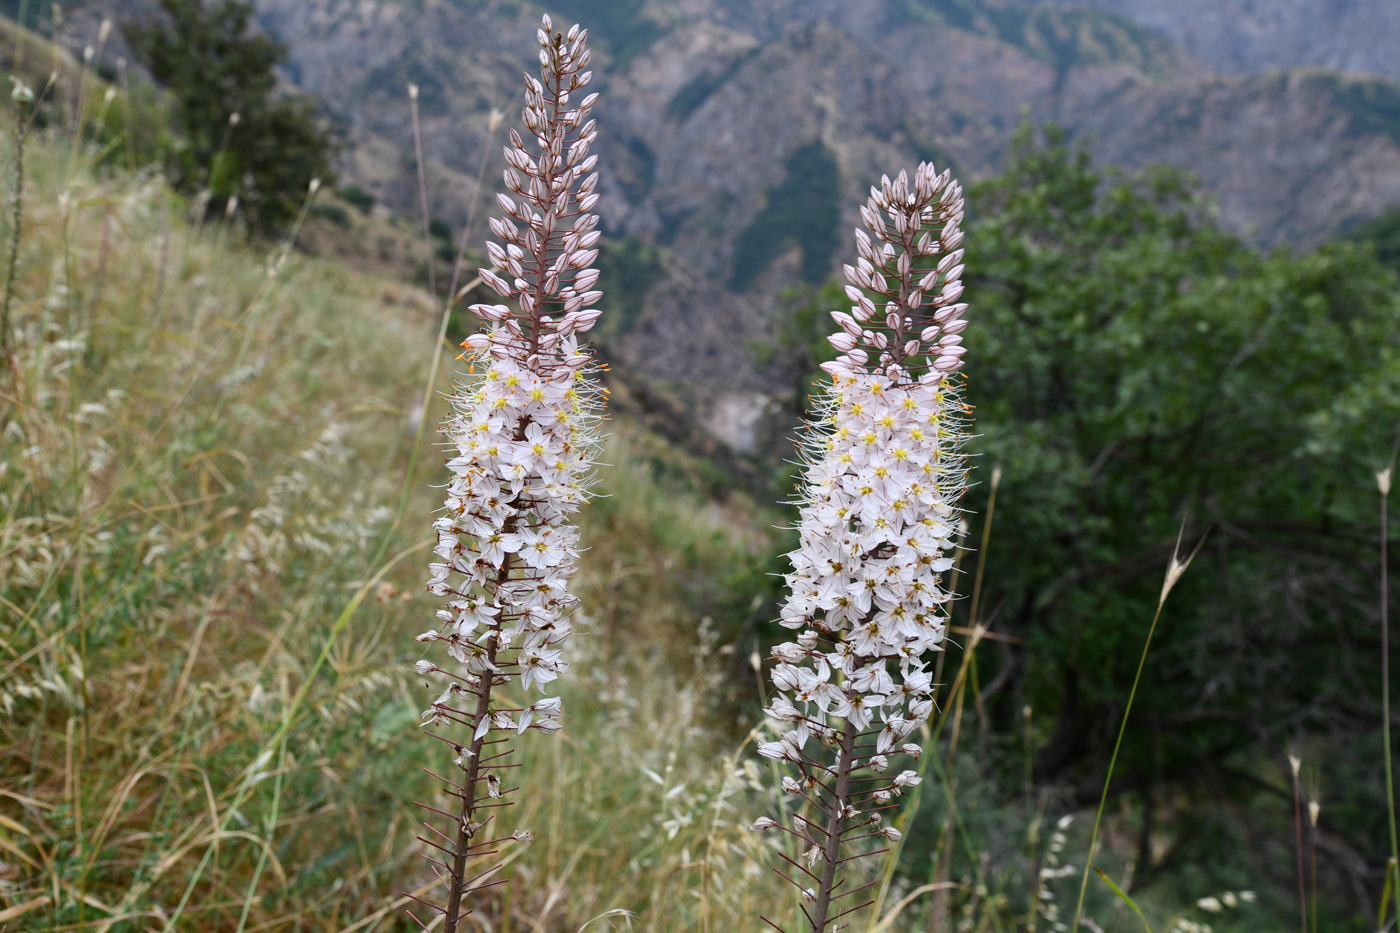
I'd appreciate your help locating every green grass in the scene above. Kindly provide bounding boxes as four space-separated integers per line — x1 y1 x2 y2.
0 127 808 930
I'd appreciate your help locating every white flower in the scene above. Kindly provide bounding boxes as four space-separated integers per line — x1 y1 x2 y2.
750 817 779 831
518 644 566 691
751 163 970 905
757 741 791 762
415 13 605 842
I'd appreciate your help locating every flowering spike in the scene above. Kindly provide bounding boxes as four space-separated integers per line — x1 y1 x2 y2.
753 163 971 932
414 16 603 933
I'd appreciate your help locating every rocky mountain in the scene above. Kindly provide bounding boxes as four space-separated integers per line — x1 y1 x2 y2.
1025 0 1400 82
37 0 1400 456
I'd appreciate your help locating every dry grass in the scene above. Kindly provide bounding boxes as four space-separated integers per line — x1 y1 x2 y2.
0 128 810 931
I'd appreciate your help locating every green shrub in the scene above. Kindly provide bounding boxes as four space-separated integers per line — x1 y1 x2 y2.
125 0 337 235
340 184 375 214
313 202 351 228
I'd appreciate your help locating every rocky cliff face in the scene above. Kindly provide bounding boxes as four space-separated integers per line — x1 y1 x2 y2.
1025 0 1400 82
49 0 1400 455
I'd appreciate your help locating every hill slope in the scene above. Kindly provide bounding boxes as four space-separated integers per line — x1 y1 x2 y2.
0 123 789 930
1026 0 1400 82
43 0 1400 454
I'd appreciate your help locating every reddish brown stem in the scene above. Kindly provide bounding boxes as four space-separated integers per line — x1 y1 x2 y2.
443 553 511 933
810 719 858 932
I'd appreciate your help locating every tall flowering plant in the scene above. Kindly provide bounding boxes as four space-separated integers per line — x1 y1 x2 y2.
411 16 604 932
750 164 970 933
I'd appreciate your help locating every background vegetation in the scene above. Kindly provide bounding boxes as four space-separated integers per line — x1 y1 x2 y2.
125 0 337 235
769 123 1400 930
0 8 1398 933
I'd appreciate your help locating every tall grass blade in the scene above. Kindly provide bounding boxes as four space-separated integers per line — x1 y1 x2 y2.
1092 865 1151 933
1070 524 1206 933
1380 466 1399 927
1379 856 1397 931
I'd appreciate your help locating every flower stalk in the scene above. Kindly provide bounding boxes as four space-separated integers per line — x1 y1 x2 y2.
751 163 970 933
411 16 603 931
2 79 33 368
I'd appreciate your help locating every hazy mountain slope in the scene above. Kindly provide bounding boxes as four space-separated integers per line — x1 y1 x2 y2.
1077 70 1400 243
252 0 1400 449
43 0 1400 453
1025 0 1400 82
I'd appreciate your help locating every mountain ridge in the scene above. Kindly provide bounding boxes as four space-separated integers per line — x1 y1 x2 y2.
1024 0 1400 83
35 0 1400 455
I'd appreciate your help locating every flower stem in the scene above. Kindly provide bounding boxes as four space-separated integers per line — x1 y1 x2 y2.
409 84 437 302
445 550 513 933
445 638 501 931
811 719 859 933
1293 766 1305 933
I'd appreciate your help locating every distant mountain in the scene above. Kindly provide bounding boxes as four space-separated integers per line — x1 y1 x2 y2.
40 0 1400 455
1024 0 1400 82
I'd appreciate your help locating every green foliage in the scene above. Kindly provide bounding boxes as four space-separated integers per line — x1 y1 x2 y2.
1347 205 1400 275
890 0 1180 75
593 235 664 336
125 0 337 235
971 124 1400 916
340 184 375 214
1311 73 1400 146
730 141 840 291
313 202 351 228
778 124 1400 923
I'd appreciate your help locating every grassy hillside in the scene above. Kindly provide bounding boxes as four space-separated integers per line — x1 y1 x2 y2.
3 17 1387 928
0 124 810 930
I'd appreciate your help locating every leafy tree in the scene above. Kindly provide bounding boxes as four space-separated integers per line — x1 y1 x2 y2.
126 0 336 235
779 124 1400 920
1347 205 1400 275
